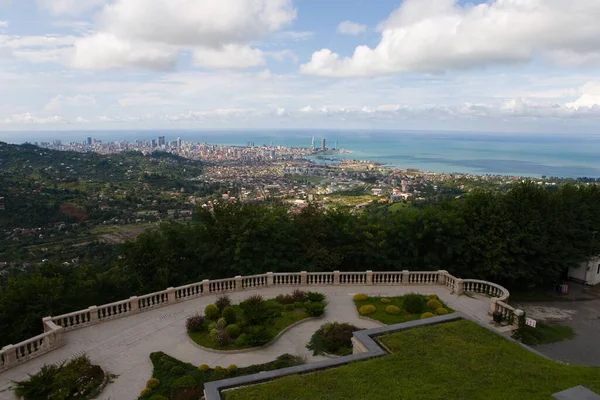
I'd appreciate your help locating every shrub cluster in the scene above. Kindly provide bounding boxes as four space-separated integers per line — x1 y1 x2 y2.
171 375 196 390
427 294 439 301
306 322 360 356
215 294 232 311
403 293 425 314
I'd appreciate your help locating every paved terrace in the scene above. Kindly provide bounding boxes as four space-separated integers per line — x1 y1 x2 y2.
0 271 516 400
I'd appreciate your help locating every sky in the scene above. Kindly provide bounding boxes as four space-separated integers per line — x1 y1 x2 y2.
1 0 600 134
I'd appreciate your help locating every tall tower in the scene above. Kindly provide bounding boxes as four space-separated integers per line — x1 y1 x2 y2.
321 137 326 151
158 136 166 147
177 137 182 148
311 137 315 150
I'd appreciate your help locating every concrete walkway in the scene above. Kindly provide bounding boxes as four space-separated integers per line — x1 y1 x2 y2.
0 285 491 400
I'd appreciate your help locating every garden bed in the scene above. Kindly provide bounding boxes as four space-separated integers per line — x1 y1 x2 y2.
306 322 362 356
138 351 305 400
353 293 454 325
187 291 326 350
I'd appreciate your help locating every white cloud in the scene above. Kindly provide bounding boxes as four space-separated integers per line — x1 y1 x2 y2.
337 21 367 36
567 82 600 109
1 113 68 125
37 0 106 16
193 45 265 69
302 0 600 77
44 95 96 113
71 0 295 70
0 21 8 28
118 93 176 107
275 31 314 41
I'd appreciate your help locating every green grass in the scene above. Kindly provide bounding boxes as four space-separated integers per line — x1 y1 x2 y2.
354 294 454 325
223 320 600 400
521 323 575 345
188 300 310 350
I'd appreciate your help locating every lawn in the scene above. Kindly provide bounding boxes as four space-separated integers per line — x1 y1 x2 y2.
223 320 600 400
521 323 575 345
354 294 454 325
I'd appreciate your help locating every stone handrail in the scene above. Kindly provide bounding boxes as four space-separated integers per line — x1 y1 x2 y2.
0 269 519 372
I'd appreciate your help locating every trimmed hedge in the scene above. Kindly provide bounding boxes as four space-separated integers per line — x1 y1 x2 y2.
359 305 377 315
353 294 368 301
420 312 435 319
385 305 401 315
427 300 443 310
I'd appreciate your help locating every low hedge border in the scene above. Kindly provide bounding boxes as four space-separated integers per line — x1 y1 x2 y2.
186 317 320 354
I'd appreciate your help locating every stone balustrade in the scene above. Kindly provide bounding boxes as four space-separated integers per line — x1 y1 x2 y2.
0 269 519 372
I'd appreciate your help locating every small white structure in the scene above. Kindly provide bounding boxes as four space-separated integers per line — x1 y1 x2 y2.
568 256 600 286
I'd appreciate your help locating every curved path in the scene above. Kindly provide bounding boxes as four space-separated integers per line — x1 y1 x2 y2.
0 285 491 400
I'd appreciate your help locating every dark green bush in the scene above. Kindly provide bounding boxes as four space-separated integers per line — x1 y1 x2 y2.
172 387 202 400
170 366 185 376
222 306 237 325
161 361 176 371
306 322 359 356
293 301 304 309
171 375 196 390
235 333 248 347
304 301 326 317
185 313 205 332
215 294 232 312
284 304 295 311
240 296 269 325
276 294 294 304
216 317 227 329
226 324 241 339
307 292 326 302
246 325 273 346
242 294 264 305
204 304 220 320
403 293 425 314
149 395 168 400
292 289 307 302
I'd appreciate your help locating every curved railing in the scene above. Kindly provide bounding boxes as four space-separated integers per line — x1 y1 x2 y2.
0 269 520 372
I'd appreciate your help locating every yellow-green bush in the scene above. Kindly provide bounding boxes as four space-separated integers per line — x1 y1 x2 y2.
146 378 160 389
197 364 210 372
427 294 439 301
227 364 238 373
359 305 377 315
420 312 435 319
353 294 368 301
385 305 401 315
427 299 443 310
380 298 391 304
436 308 448 315
141 388 152 397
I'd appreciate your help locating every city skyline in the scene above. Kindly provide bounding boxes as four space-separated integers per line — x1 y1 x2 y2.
0 1 600 133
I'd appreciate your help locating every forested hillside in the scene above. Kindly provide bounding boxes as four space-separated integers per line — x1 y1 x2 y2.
1 182 599 347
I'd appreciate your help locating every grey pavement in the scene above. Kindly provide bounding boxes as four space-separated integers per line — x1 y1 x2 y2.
0 285 491 400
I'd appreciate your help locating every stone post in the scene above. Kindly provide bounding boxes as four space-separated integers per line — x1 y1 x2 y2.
402 270 410 285
513 309 525 330
488 299 497 316
266 272 274 286
438 270 448 285
166 287 176 303
455 279 464 295
129 297 139 313
366 270 373 285
42 317 53 332
1 345 17 366
53 326 65 347
201 279 211 294
235 276 243 291
333 270 340 285
88 306 99 324
300 271 308 285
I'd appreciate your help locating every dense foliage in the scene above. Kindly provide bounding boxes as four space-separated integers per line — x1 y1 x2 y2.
2 182 600 347
11 355 113 400
306 322 361 356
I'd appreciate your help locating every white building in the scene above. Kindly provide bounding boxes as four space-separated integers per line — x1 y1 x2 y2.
568 256 600 286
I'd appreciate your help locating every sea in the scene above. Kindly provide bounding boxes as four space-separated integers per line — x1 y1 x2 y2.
3 129 600 178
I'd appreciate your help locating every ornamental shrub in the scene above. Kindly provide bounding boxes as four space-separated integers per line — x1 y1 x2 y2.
427 294 439 301
359 305 376 315
204 304 220 320
146 378 160 389
161 361 175 371
380 298 391 304
197 364 210 372
170 366 185 376
240 296 269 325
292 289 307 302
385 305 401 315
234 333 248 347
304 301 326 317
149 395 168 400
306 322 360 356
276 294 294 304
242 294 264 305
353 293 368 301
246 325 272 346
212 366 228 381
427 299 443 310
293 301 305 309
171 375 196 390
141 388 152 397
208 322 217 331
307 292 326 302
227 364 238 373
284 304 295 311
216 317 227 329
222 306 237 325
226 324 241 339
420 312 435 319
215 295 232 312
436 308 449 315
185 313 205 333
172 387 201 400
403 293 425 314
211 329 229 345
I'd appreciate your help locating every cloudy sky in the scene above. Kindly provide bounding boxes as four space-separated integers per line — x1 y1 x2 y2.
1 0 600 133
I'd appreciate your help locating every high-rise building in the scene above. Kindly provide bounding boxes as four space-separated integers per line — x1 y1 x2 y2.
335 141 338 150
311 137 315 150
158 136 166 146
87 137 92 146
177 137 182 148
321 137 326 151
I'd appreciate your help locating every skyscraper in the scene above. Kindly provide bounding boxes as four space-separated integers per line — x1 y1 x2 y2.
87 137 92 146
311 137 315 150
158 136 166 146
177 137 182 148
321 137 326 151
